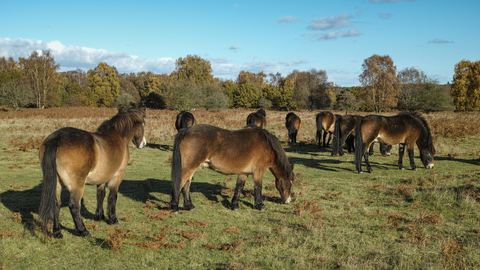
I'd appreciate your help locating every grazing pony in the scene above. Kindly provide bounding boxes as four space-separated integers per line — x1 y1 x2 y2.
38 107 147 238
331 114 363 156
170 124 294 213
316 111 340 147
175 111 195 131
285 112 301 144
354 112 435 174
246 109 267 129
331 115 389 157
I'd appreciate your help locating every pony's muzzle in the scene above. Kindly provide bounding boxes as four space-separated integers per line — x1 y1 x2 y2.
426 163 434 169
284 196 291 204
138 137 147 149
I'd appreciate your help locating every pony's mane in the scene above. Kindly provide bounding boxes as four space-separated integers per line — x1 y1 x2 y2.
399 111 435 153
255 127 292 175
97 107 146 137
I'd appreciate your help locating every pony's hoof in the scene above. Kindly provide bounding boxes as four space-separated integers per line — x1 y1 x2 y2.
94 215 106 222
53 231 63 239
358 171 364 174
76 230 91 237
107 218 119 225
414 168 418 171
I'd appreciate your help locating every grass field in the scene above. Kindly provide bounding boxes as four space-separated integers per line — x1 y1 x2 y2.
0 107 479 269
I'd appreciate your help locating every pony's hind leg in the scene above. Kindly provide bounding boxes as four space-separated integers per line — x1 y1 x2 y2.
53 181 63 239
68 188 90 237
171 168 196 214
182 179 195 211
94 183 106 221
231 174 247 210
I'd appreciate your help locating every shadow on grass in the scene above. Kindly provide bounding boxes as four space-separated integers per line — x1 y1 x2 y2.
0 182 94 236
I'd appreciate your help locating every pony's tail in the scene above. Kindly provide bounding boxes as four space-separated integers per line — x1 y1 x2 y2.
316 114 323 145
331 118 341 156
38 138 59 236
171 128 187 192
179 115 188 129
288 117 296 140
354 119 364 172
247 114 257 126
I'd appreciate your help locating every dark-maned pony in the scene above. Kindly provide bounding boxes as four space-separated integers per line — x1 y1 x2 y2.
316 111 340 147
170 124 294 213
285 112 301 144
38 107 147 238
331 115 391 157
246 109 267 129
354 112 435 174
175 111 195 131
331 114 363 156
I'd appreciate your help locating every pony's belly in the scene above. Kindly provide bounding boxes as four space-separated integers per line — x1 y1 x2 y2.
199 159 250 175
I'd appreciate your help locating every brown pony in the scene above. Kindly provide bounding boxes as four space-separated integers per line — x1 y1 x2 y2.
331 114 363 156
354 112 435 174
331 115 388 156
285 112 301 144
246 109 267 129
316 111 340 147
170 124 294 213
175 111 195 131
38 107 147 238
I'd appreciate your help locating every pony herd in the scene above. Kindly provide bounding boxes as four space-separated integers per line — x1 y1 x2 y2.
38 107 435 238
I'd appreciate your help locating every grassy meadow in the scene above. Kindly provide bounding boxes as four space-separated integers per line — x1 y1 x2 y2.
0 107 479 269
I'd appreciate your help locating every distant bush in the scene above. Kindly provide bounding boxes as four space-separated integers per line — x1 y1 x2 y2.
257 97 272 110
112 94 136 108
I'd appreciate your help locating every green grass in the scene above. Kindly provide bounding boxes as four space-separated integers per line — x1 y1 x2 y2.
1 123 480 269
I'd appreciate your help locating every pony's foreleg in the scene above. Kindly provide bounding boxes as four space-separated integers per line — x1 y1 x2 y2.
94 183 106 221
231 174 247 210
106 172 125 225
68 188 90 237
398 144 406 170
182 179 195 211
407 147 418 171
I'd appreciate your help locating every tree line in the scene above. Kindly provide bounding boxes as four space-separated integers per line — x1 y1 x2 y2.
1 50 477 112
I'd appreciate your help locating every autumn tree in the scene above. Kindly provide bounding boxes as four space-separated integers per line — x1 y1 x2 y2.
285 69 329 109
359 54 401 112
86 62 120 107
237 71 266 90
19 50 61 108
451 60 480 110
172 55 215 85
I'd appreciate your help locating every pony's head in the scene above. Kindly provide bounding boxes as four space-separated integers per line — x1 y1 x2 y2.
275 165 294 204
420 147 435 169
132 122 147 149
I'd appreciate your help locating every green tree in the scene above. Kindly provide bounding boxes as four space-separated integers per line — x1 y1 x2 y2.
19 50 61 108
232 82 260 108
172 55 214 85
359 54 401 112
451 60 480 110
86 62 120 107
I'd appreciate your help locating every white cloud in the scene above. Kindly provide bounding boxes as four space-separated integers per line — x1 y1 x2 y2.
0 37 175 74
309 28 363 41
308 13 352 30
278 59 309 66
229 45 240 52
379 12 393 19
278 16 299 23
370 0 416 3
428 39 453 44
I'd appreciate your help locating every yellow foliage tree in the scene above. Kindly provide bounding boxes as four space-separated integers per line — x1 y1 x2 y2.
452 60 480 111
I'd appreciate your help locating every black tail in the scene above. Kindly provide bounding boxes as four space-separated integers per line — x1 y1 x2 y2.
316 114 323 146
246 114 257 126
38 138 59 236
331 118 341 156
288 117 296 142
354 119 364 172
170 128 188 211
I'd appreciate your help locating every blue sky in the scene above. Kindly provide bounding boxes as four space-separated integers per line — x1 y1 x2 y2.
1 0 478 86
